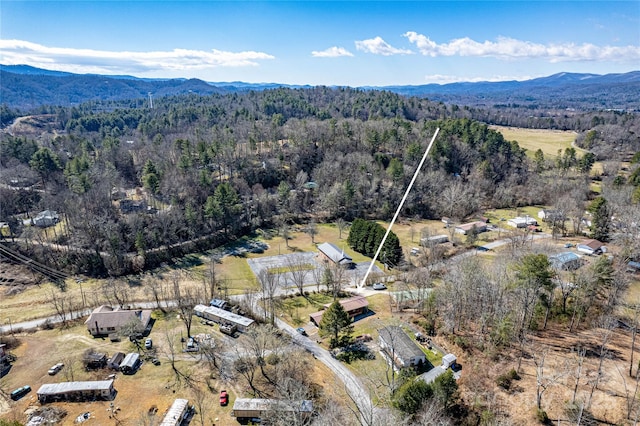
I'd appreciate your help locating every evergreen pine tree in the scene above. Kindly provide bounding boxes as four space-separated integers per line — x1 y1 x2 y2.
319 300 354 348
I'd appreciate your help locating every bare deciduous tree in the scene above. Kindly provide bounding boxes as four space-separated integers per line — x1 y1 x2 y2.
144 274 167 311
171 271 200 337
532 346 567 410
587 317 616 409
286 254 312 296
570 346 587 404
336 218 349 240
258 270 280 325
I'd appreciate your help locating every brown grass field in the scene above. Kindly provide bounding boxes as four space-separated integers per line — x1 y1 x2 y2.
491 125 581 158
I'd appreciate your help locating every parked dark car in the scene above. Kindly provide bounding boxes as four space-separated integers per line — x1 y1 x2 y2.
10 385 31 400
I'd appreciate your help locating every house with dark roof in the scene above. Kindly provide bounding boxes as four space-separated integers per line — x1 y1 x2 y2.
577 239 604 255
317 242 354 268
84 306 152 337
309 295 369 326
378 326 426 369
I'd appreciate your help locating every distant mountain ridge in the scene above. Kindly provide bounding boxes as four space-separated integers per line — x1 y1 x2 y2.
1 64 639 111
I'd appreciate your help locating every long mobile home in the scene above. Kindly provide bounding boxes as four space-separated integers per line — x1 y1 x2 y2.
159 398 192 426
193 305 255 332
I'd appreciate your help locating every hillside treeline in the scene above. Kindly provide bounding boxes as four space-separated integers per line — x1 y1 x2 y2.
1 87 639 275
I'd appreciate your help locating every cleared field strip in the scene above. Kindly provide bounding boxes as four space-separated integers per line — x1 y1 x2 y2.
491 125 580 158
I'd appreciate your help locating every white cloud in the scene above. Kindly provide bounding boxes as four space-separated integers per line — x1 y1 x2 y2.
311 46 354 58
0 39 275 74
404 32 640 62
355 36 413 56
422 74 535 84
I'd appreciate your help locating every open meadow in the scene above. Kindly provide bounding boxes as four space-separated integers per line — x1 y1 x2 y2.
491 125 580 158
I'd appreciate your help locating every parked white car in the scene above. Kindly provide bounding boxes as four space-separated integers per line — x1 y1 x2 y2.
48 363 64 375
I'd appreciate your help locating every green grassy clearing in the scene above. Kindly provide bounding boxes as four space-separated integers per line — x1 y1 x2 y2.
278 293 334 326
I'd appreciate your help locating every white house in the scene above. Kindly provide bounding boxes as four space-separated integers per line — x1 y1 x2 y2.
454 221 487 235
507 216 538 228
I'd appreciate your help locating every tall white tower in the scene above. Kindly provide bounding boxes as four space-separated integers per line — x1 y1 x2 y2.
148 92 153 109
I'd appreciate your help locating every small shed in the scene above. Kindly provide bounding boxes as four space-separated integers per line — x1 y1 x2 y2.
85 352 107 370
120 353 140 374
442 353 457 369
107 352 125 370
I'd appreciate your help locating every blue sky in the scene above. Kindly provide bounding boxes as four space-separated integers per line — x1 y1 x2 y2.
1 1 639 86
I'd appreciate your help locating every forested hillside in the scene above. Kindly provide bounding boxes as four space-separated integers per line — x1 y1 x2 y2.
2 65 640 111
1 87 639 276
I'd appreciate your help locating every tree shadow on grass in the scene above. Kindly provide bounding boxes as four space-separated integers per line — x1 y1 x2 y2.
172 254 204 269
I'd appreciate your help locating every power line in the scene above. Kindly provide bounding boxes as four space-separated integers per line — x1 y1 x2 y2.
0 244 68 282
359 128 440 288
